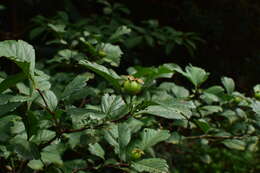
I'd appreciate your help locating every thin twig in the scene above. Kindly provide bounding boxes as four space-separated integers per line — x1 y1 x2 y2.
36 89 59 128
185 134 254 140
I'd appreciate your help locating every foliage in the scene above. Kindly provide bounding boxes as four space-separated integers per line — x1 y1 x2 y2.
0 1 259 173
0 39 259 172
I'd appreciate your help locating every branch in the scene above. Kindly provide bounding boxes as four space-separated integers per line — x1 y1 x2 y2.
184 134 254 140
36 89 59 128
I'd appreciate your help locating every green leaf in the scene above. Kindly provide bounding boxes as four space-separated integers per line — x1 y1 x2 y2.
0 115 22 142
101 94 129 120
79 60 121 90
129 64 176 85
194 119 211 133
29 27 46 40
10 137 40 160
88 143 105 159
118 123 131 161
176 65 209 88
131 158 169 173
199 105 223 116
100 43 123 67
222 139 246 150
47 23 66 33
0 72 27 93
36 90 58 112
68 108 106 129
253 84 260 93
41 151 63 166
0 40 35 80
221 77 235 94
109 25 131 41
30 129 56 145
61 73 93 100
158 82 189 98
103 123 131 161
48 49 84 63
104 124 119 153
251 101 260 115
166 132 183 144
28 160 44 170
0 102 22 116
61 160 87 173
136 128 170 150
137 105 186 120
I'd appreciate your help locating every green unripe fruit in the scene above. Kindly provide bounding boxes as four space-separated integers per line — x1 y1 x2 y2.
131 148 144 160
123 80 142 95
255 92 260 100
98 50 106 57
233 96 242 103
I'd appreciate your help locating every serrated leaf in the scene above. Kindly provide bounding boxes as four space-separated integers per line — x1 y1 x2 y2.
0 40 35 80
0 115 22 142
101 43 123 67
68 108 106 129
30 130 56 145
199 105 223 116
10 137 40 160
0 102 22 116
79 60 121 90
101 94 129 120
251 101 260 115
136 128 170 150
131 158 169 173
36 90 58 112
130 64 176 86
41 151 63 166
28 160 44 170
0 72 27 93
176 65 209 88
61 159 87 173
222 139 246 150
103 123 131 161
88 143 105 159
137 105 185 120
194 119 211 133
118 123 131 161
221 77 235 95
158 82 189 98
61 73 92 100
254 84 260 93
109 25 131 41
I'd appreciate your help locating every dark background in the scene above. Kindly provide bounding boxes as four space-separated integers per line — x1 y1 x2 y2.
1 0 260 92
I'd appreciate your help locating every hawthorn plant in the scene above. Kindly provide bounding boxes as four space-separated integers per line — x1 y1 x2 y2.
0 40 259 173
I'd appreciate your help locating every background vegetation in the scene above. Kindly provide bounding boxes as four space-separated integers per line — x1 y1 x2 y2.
0 0 260 172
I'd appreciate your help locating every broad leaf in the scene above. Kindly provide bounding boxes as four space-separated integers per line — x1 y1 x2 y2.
36 90 58 112
0 72 26 93
79 60 121 90
176 65 209 88
131 158 169 173
101 94 129 120
0 40 35 80
28 160 44 170
128 63 177 86
135 128 170 150
221 77 235 94
10 137 40 160
137 105 186 120
222 139 246 150
101 43 123 67
61 73 93 100
109 25 131 41
88 143 105 159
41 151 63 166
